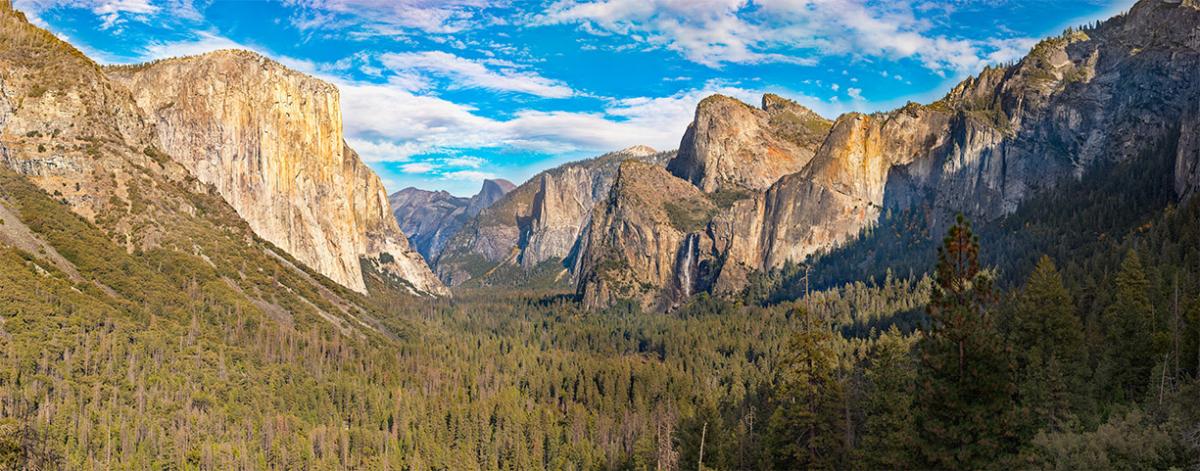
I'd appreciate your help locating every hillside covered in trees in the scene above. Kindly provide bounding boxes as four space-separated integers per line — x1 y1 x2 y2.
3 161 1200 468
2 0 1200 469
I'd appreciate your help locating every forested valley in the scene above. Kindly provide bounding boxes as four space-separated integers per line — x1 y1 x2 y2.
3 0 1200 468
3 160 1199 469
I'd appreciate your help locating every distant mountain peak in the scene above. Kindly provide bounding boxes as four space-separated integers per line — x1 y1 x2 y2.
618 145 658 157
480 178 517 194
389 178 516 262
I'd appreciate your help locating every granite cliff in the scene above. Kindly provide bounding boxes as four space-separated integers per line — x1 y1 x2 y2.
389 178 514 261
578 0 1200 310
667 93 831 193
0 1 427 337
575 160 719 311
106 51 447 295
436 146 673 287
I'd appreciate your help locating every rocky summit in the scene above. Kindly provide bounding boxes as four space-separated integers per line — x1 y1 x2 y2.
667 93 832 193
389 178 514 261
434 146 674 287
576 0 1200 310
0 0 438 337
574 160 718 311
106 51 446 296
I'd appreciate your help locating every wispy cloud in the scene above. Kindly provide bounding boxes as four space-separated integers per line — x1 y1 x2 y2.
14 0 197 32
283 0 499 36
378 51 575 98
440 170 497 183
535 0 1037 74
400 162 436 173
138 30 244 61
337 75 826 162
444 155 486 168
91 0 157 29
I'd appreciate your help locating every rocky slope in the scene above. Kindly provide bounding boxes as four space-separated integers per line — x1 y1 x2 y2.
0 1 417 336
667 94 831 193
388 178 514 261
575 160 718 310
106 51 446 296
435 146 673 287
578 0 1200 310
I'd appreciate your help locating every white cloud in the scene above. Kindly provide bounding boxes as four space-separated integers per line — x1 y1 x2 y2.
400 162 436 174
137 30 245 61
444 156 486 168
348 139 423 163
847 87 863 100
379 51 574 98
13 0 203 32
535 0 1037 74
284 0 495 36
440 170 497 182
336 73 841 165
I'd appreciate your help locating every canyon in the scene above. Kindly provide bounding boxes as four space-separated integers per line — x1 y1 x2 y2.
395 0 1200 311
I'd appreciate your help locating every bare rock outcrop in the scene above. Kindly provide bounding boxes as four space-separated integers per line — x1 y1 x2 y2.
667 94 831 193
0 2 429 335
389 178 513 261
578 0 1200 310
575 160 717 311
436 146 673 287
107 51 447 295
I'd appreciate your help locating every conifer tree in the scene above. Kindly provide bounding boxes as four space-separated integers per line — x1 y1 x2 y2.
858 327 917 469
1011 255 1088 432
916 215 1018 469
1098 250 1156 401
765 306 847 470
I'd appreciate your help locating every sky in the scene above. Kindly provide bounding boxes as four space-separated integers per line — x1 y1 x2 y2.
16 0 1135 196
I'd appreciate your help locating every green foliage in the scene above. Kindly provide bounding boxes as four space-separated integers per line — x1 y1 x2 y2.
1098 250 1157 402
1023 409 1184 469
765 307 847 470
916 215 1020 469
707 189 749 210
857 327 917 469
1007 255 1088 432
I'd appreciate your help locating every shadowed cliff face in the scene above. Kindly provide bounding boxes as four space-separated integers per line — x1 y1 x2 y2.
577 0 1200 310
389 179 514 261
106 51 447 296
435 146 674 287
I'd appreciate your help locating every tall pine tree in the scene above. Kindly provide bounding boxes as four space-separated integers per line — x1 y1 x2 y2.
1010 255 1088 433
1098 250 1156 402
765 306 847 470
916 215 1019 469
858 327 917 469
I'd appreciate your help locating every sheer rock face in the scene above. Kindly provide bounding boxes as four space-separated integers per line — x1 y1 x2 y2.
467 179 516 216
435 146 673 287
1179 101 1200 200
579 0 1200 310
389 179 514 261
575 160 717 311
106 51 447 296
667 93 831 193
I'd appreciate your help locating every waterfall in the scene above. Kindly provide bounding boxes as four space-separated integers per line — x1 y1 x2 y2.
677 233 699 299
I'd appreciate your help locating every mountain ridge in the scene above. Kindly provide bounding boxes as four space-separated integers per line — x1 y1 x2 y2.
434 146 675 287
576 0 1200 310
389 178 515 261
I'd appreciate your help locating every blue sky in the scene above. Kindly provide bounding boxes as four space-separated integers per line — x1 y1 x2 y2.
18 0 1133 196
